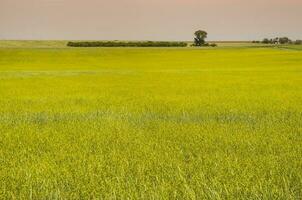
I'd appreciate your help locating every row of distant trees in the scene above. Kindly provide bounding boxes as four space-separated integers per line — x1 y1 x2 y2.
67 31 302 48
253 37 302 45
67 30 217 48
67 41 187 47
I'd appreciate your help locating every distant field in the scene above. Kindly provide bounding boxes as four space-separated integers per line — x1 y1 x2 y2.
0 42 302 199
0 40 264 48
0 40 68 48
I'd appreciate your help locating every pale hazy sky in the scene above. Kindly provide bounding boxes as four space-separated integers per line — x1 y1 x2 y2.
0 0 301 41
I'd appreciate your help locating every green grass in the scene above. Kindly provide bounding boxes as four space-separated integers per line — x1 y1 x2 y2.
0 44 302 199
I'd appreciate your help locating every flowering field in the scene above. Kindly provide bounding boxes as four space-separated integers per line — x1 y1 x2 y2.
0 45 302 199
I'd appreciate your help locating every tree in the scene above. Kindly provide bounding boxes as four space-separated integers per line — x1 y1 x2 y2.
279 37 291 44
262 38 270 44
194 30 207 46
294 40 302 45
273 37 279 44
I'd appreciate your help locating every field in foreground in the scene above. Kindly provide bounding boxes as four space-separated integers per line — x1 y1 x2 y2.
0 44 302 199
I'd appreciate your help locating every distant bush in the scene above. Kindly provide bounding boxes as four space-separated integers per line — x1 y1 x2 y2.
279 37 291 44
294 40 302 45
262 38 270 44
191 43 217 47
67 41 188 47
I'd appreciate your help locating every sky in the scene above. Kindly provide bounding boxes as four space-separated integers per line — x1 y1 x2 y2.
0 0 301 41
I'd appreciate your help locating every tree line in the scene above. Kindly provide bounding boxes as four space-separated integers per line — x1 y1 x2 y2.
67 41 188 47
67 30 218 48
253 37 302 45
67 31 302 48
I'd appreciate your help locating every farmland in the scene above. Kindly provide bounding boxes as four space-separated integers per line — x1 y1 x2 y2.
0 42 302 199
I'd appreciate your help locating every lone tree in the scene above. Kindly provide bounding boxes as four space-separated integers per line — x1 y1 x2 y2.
194 30 207 46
